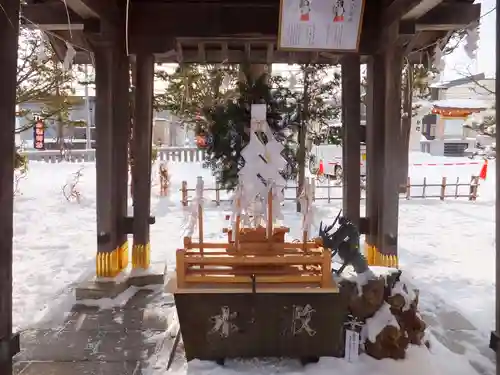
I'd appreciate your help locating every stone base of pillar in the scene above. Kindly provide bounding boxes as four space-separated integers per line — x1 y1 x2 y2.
75 262 165 301
364 242 399 268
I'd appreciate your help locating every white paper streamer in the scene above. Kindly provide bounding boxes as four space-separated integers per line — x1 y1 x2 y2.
288 71 297 90
221 74 231 90
63 42 76 71
299 179 314 233
230 183 243 233
37 33 48 63
184 177 204 237
432 45 445 72
237 104 289 229
464 27 479 60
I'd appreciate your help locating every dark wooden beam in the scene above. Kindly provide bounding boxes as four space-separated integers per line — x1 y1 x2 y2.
111 39 130 262
0 0 20 373
129 2 279 37
131 53 155 269
58 0 117 21
21 3 100 32
23 1 378 54
130 2 377 54
365 53 385 250
154 44 346 64
383 0 422 26
407 3 481 31
380 23 403 262
341 55 361 227
93 39 117 262
21 2 82 24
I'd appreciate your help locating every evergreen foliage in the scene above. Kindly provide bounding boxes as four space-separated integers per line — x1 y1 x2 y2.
200 66 295 190
289 64 341 146
158 64 342 189
155 64 239 124
16 28 83 134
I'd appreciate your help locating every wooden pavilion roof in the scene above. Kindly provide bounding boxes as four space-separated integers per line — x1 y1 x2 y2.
21 0 481 65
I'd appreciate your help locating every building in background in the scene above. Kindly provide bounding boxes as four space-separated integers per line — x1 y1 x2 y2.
17 96 96 150
17 96 191 150
415 74 495 156
420 99 486 156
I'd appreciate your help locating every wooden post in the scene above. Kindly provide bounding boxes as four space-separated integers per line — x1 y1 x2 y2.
93 40 119 277
112 40 131 271
129 60 137 198
327 177 331 203
132 53 155 270
365 52 385 264
455 177 459 199
399 64 413 190
181 181 188 206
379 26 404 267
341 55 361 227
0 1 19 372
422 177 427 198
469 175 479 201
405 177 411 200
197 176 204 256
321 250 332 287
176 249 186 288
267 188 273 241
440 177 447 200
494 1 500 363
235 200 241 249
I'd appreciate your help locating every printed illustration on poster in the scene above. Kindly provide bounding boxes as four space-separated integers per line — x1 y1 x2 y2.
278 0 364 51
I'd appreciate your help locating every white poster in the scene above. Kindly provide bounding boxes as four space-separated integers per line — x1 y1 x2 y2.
278 0 364 51
344 329 360 362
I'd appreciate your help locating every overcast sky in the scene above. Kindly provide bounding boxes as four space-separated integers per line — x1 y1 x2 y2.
443 0 496 80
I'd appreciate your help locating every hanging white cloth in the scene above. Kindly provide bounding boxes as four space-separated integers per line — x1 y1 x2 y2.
184 177 204 237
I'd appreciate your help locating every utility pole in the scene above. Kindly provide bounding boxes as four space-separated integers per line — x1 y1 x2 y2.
84 64 92 149
494 1 500 374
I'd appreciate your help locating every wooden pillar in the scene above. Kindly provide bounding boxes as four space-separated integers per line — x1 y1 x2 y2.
494 0 500 367
0 1 19 373
399 64 413 191
380 40 403 267
112 44 131 271
94 41 120 277
132 53 154 269
372 24 403 268
365 54 385 265
341 55 361 226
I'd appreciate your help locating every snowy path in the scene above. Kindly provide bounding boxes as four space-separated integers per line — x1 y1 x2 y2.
11 155 496 373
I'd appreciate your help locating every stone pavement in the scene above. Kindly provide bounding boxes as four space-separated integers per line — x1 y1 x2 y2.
13 289 177 375
422 306 496 375
12 283 496 375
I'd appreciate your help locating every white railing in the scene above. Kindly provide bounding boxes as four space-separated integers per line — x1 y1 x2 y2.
21 146 207 163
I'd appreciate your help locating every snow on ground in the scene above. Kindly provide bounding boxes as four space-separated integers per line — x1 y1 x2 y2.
12 152 496 374
163 340 476 375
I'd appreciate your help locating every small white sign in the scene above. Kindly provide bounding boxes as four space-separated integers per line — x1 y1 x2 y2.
251 104 267 122
344 329 360 362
